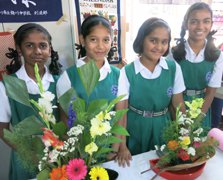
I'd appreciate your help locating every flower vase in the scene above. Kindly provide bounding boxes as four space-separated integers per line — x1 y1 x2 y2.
149 159 206 180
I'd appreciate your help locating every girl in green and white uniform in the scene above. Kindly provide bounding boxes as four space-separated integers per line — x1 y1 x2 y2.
0 23 61 180
115 18 186 167
56 15 119 104
171 2 223 128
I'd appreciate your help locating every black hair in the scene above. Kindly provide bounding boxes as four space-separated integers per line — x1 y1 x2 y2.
133 17 171 56
76 15 116 62
172 2 220 62
6 23 62 75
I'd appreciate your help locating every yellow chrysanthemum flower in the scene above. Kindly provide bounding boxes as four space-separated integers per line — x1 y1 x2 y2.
85 142 98 155
180 136 191 147
104 112 111 120
89 167 109 180
96 112 104 121
90 118 111 138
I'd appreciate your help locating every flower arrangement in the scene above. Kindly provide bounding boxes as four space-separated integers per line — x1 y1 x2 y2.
154 98 218 171
3 61 128 180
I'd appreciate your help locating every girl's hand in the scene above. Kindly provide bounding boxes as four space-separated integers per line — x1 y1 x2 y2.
115 143 132 167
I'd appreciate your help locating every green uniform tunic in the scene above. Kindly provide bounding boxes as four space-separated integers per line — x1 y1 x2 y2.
179 59 215 128
6 74 59 180
66 65 120 103
125 60 176 155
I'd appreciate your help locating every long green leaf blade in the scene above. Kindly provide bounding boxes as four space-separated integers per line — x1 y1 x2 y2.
3 75 32 107
77 60 100 96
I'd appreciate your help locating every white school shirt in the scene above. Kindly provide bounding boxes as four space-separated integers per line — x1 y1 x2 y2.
168 40 223 88
117 56 185 100
56 57 111 98
0 65 54 123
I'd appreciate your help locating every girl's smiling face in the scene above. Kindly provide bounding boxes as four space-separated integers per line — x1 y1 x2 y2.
17 30 51 69
81 24 112 63
142 26 169 62
187 9 212 43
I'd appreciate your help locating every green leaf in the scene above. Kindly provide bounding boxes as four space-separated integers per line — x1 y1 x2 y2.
77 60 100 96
73 97 86 112
96 147 113 156
87 99 108 116
111 109 128 125
37 169 50 180
104 136 123 145
3 75 32 107
59 88 77 114
52 121 67 138
3 129 14 144
106 95 126 112
13 116 44 136
111 124 130 136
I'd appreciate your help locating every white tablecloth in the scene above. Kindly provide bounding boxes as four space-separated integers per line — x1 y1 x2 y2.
102 148 223 180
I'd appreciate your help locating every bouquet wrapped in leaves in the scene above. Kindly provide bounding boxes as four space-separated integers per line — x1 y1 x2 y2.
3 61 129 180
153 98 218 173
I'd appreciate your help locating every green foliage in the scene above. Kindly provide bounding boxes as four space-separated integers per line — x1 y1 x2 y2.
77 59 100 96
3 75 32 107
58 87 77 114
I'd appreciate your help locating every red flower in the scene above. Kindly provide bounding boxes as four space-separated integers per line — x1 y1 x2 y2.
177 148 190 161
42 128 64 150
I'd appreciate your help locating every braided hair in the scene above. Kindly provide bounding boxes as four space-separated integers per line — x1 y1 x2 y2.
76 15 115 62
172 2 220 62
6 23 62 75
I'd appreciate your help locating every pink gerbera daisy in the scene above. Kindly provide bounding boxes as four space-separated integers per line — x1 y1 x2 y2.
66 158 87 180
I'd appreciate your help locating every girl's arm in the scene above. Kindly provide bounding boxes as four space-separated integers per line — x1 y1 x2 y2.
172 92 186 114
114 99 132 167
202 87 217 114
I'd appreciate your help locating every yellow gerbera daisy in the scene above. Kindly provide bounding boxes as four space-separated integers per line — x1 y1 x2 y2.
89 167 109 180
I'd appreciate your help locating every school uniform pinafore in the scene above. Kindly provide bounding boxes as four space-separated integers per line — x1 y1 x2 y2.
125 60 176 155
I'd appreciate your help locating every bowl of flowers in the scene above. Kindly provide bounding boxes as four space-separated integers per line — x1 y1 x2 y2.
149 98 218 180
3 61 129 180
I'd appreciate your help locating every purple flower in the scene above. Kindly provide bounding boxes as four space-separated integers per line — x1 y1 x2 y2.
67 98 77 129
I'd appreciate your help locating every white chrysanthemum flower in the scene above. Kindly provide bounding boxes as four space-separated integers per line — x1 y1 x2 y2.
193 128 203 135
67 125 84 136
41 91 55 101
38 98 53 114
187 147 196 156
184 117 194 125
179 127 189 135
160 144 166 151
48 149 60 163
90 118 111 138
194 137 201 142
178 114 185 125
109 111 116 116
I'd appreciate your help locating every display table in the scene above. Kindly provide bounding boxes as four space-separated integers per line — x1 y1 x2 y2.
102 148 223 180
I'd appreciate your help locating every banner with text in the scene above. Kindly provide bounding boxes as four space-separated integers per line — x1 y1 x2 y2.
0 0 62 22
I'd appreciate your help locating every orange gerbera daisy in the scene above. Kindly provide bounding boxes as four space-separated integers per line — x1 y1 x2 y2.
50 165 68 180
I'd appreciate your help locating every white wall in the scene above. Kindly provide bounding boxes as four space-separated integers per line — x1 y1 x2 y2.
0 1 77 179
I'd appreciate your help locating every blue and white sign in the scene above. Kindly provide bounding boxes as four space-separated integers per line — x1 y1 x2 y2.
0 0 63 22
